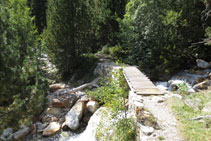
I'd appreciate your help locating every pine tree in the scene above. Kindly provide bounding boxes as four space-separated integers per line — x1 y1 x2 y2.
0 0 48 131
45 0 107 78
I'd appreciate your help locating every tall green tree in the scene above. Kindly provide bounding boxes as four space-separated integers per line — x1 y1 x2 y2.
99 0 128 46
0 0 48 131
120 0 210 79
45 0 108 78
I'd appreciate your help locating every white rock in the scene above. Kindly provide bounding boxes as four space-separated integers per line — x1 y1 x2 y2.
196 59 211 69
202 102 211 113
139 124 154 135
65 102 85 130
43 122 60 136
66 107 112 141
155 82 168 91
86 101 99 113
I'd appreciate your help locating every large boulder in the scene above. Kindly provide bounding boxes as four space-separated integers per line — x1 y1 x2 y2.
86 101 99 113
66 107 112 141
196 59 211 69
0 128 13 140
42 122 60 136
65 101 85 130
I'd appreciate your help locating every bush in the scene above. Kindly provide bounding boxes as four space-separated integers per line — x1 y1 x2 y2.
115 118 137 141
87 68 129 114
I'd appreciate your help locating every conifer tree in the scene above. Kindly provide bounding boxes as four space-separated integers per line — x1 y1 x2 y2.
45 0 107 77
0 0 48 130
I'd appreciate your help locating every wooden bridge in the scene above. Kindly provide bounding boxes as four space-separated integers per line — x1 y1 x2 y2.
123 66 163 95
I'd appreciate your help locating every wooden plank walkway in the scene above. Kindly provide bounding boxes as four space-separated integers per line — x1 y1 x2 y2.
123 66 163 95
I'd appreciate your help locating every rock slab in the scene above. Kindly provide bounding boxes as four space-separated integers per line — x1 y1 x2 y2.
65 101 85 130
196 59 211 69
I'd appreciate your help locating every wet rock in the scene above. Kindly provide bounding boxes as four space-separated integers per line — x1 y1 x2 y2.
202 102 211 113
0 128 13 140
196 59 211 69
155 82 168 92
36 122 47 133
13 126 30 140
49 83 66 92
86 101 99 113
46 108 62 116
43 122 60 136
65 101 85 130
184 99 201 109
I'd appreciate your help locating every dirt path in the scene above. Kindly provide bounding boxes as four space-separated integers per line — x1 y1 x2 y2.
141 95 183 141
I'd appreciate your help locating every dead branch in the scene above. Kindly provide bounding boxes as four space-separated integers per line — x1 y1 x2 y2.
192 115 211 120
65 77 100 94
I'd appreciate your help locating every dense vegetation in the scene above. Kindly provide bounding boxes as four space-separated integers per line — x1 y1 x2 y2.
119 0 211 79
0 0 210 136
0 0 48 132
88 69 136 140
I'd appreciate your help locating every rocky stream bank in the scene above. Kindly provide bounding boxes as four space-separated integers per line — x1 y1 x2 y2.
1 59 211 141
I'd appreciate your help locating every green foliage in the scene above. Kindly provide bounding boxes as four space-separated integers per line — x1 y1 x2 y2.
98 0 128 46
45 0 108 78
176 83 189 95
89 67 136 140
0 0 48 132
171 92 211 141
119 0 211 79
28 0 47 33
205 27 211 45
114 118 136 141
98 44 124 60
88 68 129 115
